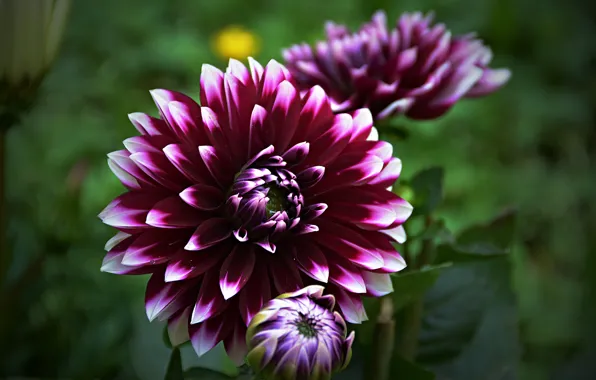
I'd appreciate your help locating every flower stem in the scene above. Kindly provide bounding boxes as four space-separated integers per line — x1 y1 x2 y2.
0 126 7 281
369 295 396 380
397 215 434 360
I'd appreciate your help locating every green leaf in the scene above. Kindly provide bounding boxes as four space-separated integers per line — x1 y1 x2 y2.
184 367 237 379
456 208 517 254
417 258 520 379
162 324 172 349
435 210 518 264
410 167 445 216
391 263 453 310
165 347 184 380
390 355 435 380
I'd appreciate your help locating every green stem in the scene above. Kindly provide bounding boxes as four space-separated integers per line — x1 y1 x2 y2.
369 296 396 380
398 216 434 360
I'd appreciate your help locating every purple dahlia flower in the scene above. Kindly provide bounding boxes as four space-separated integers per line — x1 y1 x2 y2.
99 58 411 363
283 11 511 121
246 285 354 380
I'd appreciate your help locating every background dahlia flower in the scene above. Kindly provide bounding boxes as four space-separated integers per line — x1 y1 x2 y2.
246 285 354 380
283 11 511 121
99 58 411 363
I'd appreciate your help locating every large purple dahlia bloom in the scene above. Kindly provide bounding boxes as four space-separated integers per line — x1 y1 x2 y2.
99 58 411 363
283 11 511 121
246 285 354 380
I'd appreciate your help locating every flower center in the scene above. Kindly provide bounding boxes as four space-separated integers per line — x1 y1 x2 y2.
294 314 319 338
265 185 287 217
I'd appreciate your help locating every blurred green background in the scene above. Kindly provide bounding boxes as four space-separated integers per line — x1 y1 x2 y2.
1 0 594 379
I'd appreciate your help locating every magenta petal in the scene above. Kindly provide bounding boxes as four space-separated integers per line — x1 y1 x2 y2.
259 60 289 105
190 312 234 357
292 241 329 283
199 64 226 120
429 64 483 108
362 271 394 296
293 86 334 145
349 108 374 142
163 143 214 185
191 270 227 324
99 192 163 230
239 260 271 326
269 252 303 294
270 80 300 152
198 145 233 188
164 244 229 282
128 112 170 136
325 201 396 230
219 244 256 300
145 269 195 321
168 100 209 146
314 220 384 270
130 151 189 192
186 218 231 251
330 284 368 324
168 307 191 347
368 157 402 188
305 114 352 167
180 184 225 211
381 225 407 244
122 230 182 266
146 196 205 228
467 68 511 97
224 316 248 365
248 104 269 159
326 257 367 294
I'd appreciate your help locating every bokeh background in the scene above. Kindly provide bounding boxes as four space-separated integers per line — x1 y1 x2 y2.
1 0 595 379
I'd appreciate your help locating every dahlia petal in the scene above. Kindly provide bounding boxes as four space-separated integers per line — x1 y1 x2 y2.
248 105 269 158
247 336 278 371
99 192 163 230
167 307 191 346
360 230 407 273
282 142 309 166
186 218 232 251
107 157 141 190
101 237 156 275
381 225 407 244
219 244 256 300
190 312 233 357
107 150 158 190
296 166 325 189
368 157 402 188
146 269 194 322
429 65 483 108
271 80 301 152
269 253 303 294
179 184 225 211
223 73 255 163
396 47 418 72
248 57 264 86
163 143 214 184
349 108 374 142
191 270 227 324
239 260 271 326
306 114 352 167
325 202 396 230
164 243 229 282
367 126 378 141
292 241 329 283
327 257 367 294
302 203 328 222
168 100 209 146
146 196 205 228
260 60 289 106
227 58 252 86
224 317 249 365
128 112 170 136
130 151 189 191
104 231 130 251
312 154 384 193
294 86 334 145
123 135 175 154
407 62 451 98
330 285 368 323
122 230 183 266
467 68 511 97
377 98 414 120
199 64 226 121
150 89 198 134
198 145 233 188
362 271 393 296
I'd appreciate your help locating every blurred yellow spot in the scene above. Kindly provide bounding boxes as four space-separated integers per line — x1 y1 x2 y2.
212 25 260 60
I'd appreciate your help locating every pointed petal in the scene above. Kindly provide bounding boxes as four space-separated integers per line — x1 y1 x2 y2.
190 312 233 357
269 251 303 295
239 259 271 326
168 307 191 347
362 271 393 296
224 317 248 365
180 184 225 211
219 244 256 300
191 270 227 324
330 284 368 324
327 257 367 294
185 218 231 251
164 243 229 282
146 196 205 228
145 269 195 322
292 241 329 283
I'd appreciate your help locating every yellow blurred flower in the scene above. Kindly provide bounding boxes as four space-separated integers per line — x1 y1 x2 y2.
212 25 259 60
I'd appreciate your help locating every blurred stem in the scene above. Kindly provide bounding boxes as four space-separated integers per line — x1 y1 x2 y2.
369 295 395 380
0 127 7 281
398 215 434 360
